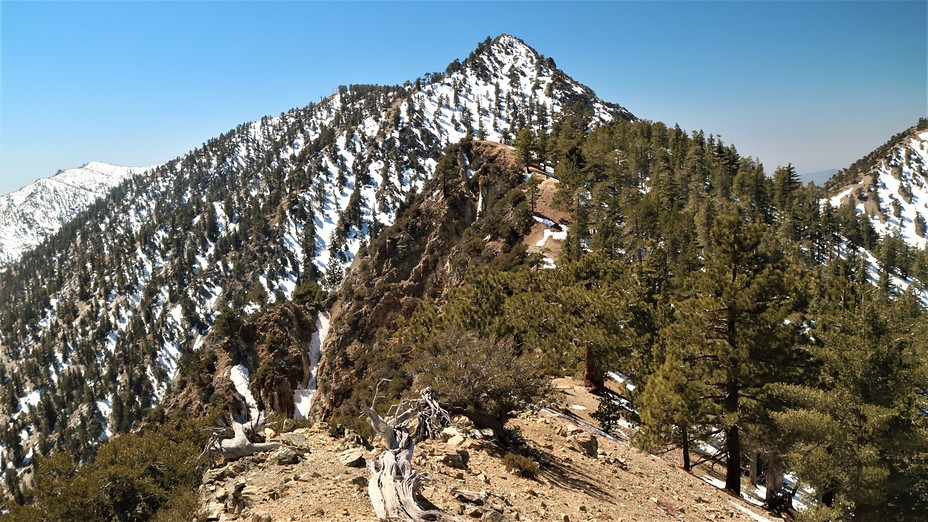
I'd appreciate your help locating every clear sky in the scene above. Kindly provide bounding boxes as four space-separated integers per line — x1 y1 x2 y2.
2 1 926 194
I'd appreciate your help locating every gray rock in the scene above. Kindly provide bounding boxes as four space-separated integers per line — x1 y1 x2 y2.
241 484 261 502
441 447 470 469
279 431 308 448
203 501 224 520
338 447 365 467
203 466 231 484
483 508 508 522
465 506 483 518
275 446 300 465
568 431 598 457
453 488 488 505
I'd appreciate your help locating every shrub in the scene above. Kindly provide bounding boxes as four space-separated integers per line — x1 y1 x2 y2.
292 279 327 306
405 326 548 423
591 393 625 435
3 419 208 521
327 413 374 440
502 452 540 479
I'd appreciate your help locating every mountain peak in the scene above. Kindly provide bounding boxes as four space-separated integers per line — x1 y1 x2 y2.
429 34 634 131
460 34 546 75
0 33 636 479
825 119 928 251
489 33 539 56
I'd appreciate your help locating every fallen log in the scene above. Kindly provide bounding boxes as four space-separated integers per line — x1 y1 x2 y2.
201 389 280 463
218 410 281 460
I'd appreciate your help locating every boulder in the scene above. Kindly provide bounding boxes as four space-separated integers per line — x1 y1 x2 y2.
568 431 598 457
274 446 300 465
441 426 465 442
202 501 224 521
279 431 309 448
453 488 488 505
338 447 366 467
440 447 470 469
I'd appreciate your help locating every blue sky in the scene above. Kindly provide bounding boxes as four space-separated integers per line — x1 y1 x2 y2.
2 1 926 194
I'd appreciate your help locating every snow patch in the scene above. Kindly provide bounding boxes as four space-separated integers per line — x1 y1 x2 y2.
96 397 113 439
293 311 330 420
230 364 260 421
536 227 567 247
608 370 637 392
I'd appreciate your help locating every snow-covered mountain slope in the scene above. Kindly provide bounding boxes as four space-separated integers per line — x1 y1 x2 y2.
821 121 928 304
827 124 928 250
0 35 633 471
0 162 151 264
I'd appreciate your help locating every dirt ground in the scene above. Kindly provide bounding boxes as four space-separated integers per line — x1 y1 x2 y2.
524 171 571 263
198 377 779 522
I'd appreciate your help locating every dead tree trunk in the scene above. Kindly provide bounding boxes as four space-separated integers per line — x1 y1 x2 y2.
203 391 281 462
218 412 281 460
364 387 459 522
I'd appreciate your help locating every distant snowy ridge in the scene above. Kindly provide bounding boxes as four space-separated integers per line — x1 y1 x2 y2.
0 161 152 264
827 129 928 250
823 125 928 303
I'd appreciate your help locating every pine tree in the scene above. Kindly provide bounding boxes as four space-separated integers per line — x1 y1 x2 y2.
773 164 800 211
563 193 588 261
657 205 808 496
513 128 535 174
636 348 715 471
771 285 928 519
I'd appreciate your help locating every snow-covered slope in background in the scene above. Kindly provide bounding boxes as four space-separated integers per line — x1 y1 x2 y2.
824 125 928 303
828 129 928 250
0 162 151 264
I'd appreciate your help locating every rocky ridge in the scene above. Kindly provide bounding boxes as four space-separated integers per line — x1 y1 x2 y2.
827 121 928 250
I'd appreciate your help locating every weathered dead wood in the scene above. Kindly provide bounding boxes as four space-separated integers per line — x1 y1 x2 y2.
364 387 459 522
201 391 281 463
218 410 281 460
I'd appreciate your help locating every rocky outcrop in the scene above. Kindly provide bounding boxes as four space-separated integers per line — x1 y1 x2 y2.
311 141 532 422
248 303 321 417
160 301 321 424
